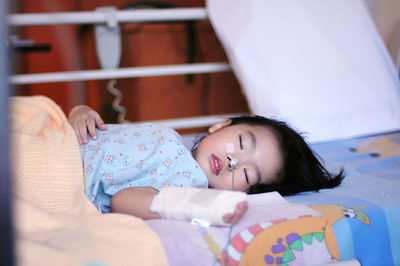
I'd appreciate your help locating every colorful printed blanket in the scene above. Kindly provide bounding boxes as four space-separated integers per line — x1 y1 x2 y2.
223 131 400 266
148 131 400 266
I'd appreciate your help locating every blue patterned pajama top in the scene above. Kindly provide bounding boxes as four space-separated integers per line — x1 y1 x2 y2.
80 123 208 213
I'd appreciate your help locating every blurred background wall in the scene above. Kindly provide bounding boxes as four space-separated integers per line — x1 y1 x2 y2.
11 0 400 123
12 0 249 124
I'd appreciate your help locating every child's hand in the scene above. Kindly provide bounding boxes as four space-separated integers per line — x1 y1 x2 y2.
222 201 248 224
68 105 107 144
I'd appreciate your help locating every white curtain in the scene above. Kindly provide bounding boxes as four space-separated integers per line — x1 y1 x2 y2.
207 0 400 143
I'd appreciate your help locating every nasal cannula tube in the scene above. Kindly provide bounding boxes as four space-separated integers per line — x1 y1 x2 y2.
226 143 238 169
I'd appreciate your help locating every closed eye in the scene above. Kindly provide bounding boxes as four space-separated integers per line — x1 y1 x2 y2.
239 135 243 149
244 168 249 184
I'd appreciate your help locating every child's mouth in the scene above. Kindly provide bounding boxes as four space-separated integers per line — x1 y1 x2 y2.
210 153 222 176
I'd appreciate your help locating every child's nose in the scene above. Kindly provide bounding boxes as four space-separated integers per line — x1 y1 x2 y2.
226 142 239 171
227 155 238 170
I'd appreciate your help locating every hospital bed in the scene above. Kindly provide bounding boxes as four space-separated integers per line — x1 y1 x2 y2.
4 1 400 265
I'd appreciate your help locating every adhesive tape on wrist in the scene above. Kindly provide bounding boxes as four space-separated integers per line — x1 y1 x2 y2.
150 187 247 226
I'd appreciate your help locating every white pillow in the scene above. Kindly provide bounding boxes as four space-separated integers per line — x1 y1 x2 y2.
207 0 400 143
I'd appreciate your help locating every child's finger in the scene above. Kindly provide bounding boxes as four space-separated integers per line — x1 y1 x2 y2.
229 201 248 224
238 201 248 212
223 213 233 224
222 201 248 224
87 118 98 140
78 121 89 144
70 121 81 144
72 124 82 145
94 113 107 131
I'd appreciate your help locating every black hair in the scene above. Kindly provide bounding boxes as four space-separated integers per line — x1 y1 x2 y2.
225 115 344 196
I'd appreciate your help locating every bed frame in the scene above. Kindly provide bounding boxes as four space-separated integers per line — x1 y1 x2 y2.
7 7 238 129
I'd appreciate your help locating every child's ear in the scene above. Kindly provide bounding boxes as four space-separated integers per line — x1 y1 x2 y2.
208 119 232 133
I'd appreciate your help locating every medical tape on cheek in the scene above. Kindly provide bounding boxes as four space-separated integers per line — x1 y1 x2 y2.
226 143 234 154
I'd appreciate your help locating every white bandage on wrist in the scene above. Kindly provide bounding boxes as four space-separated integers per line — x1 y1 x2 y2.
149 187 247 226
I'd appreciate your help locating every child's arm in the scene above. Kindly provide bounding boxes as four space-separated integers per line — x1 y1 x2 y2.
68 105 107 144
111 187 248 225
110 187 161 220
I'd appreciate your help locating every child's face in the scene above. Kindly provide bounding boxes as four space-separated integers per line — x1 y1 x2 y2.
193 123 283 192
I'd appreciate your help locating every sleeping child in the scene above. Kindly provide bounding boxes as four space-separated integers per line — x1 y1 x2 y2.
69 105 344 225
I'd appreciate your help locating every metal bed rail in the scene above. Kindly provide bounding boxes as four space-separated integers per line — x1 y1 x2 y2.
7 7 236 129
8 7 231 86
8 7 208 26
